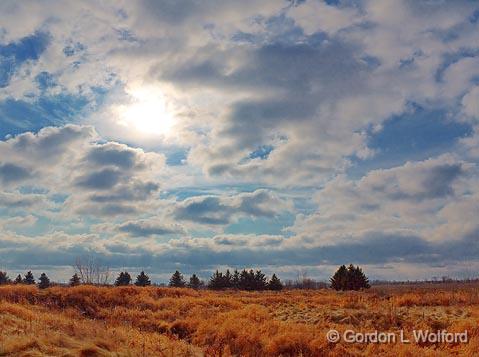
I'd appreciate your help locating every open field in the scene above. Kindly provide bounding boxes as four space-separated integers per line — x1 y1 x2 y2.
1 284 479 356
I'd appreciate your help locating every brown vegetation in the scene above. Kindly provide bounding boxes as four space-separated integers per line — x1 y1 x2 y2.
0 283 478 356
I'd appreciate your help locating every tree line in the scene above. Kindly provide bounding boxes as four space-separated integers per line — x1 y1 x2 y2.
117 269 284 291
0 271 51 289
0 264 370 291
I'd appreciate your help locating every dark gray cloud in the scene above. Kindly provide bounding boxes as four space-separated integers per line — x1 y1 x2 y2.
86 144 139 169
163 40 364 94
376 162 465 201
224 97 317 149
118 220 183 237
0 192 45 208
75 168 122 190
11 125 95 160
420 163 463 199
139 0 205 24
75 203 138 216
89 181 159 202
173 189 289 225
237 189 284 217
0 162 31 184
164 39 367 155
174 196 232 224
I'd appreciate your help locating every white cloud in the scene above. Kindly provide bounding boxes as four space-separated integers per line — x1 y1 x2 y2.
462 86 479 119
289 155 476 245
288 0 362 35
172 189 292 226
0 125 166 218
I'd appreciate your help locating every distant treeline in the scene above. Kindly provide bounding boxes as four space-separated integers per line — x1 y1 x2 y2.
0 264 372 291
371 277 479 285
0 269 283 291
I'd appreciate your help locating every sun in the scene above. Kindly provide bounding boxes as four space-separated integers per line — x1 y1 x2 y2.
117 86 174 136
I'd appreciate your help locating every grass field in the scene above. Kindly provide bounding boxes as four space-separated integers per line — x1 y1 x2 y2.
0 284 478 356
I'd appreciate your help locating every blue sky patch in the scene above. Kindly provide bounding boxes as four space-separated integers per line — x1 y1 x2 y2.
0 31 50 87
0 94 89 137
348 106 473 177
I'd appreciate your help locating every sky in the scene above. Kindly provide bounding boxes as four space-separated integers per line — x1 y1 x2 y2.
0 0 479 283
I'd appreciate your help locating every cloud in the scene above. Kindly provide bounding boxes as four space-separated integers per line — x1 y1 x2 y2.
75 168 123 190
288 0 362 35
173 189 291 225
0 162 31 184
0 215 38 232
462 85 479 119
363 159 465 201
1 0 477 188
0 124 165 217
85 142 143 169
1 227 477 282
289 155 476 247
117 220 184 237
5 124 96 162
0 191 46 209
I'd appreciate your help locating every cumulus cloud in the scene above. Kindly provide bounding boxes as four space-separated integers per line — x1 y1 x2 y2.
0 215 38 230
94 219 185 237
118 221 183 237
2 0 479 186
462 86 479 119
0 191 47 210
0 125 165 217
289 155 476 248
173 189 291 225
0 162 31 184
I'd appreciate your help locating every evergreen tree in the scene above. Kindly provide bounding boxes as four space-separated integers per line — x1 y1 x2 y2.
239 269 255 290
0 271 10 285
330 264 370 291
189 274 201 289
232 269 240 289
135 271 151 286
69 273 81 286
14 274 22 284
267 274 283 291
23 271 35 285
208 270 224 290
223 269 232 288
253 270 267 290
330 265 348 291
115 271 132 286
169 270 186 287
347 264 370 290
38 273 50 289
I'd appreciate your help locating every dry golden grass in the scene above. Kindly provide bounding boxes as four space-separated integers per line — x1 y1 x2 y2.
1 283 478 356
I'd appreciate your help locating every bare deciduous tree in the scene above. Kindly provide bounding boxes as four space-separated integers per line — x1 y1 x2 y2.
74 256 110 285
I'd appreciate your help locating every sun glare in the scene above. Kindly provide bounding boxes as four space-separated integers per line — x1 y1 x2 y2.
118 86 174 136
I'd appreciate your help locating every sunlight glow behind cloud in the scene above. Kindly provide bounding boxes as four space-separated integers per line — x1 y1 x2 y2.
116 86 174 137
